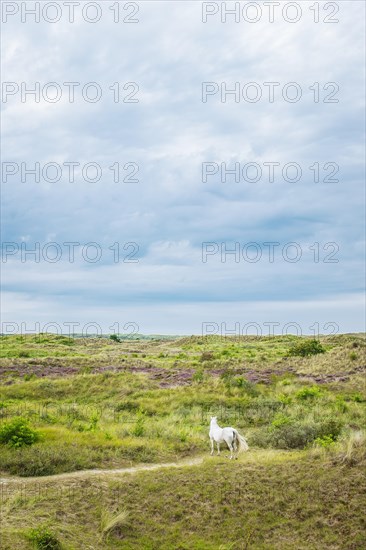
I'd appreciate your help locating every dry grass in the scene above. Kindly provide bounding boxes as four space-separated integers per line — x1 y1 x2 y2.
336 430 366 465
100 508 130 541
1 448 365 549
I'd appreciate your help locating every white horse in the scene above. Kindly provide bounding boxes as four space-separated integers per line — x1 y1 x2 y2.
209 416 249 459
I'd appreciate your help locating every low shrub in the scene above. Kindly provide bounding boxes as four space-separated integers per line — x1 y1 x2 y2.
244 399 283 426
271 414 292 429
278 394 292 405
343 393 364 403
296 385 323 400
0 417 40 448
250 417 342 449
26 525 62 549
231 377 259 396
313 434 336 448
24 373 36 381
220 370 259 396
287 339 325 357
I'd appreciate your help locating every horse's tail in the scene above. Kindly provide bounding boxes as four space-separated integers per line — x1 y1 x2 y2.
233 429 249 453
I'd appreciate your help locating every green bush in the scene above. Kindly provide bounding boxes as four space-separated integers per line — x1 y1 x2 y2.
278 394 292 405
250 418 342 449
109 334 121 342
350 393 364 403
232 377 259 397
0 417 40 448
287 339 325 357
296 386 323 400
26 526 62 549
271 414 292 429
220 370 259 396
24 373 37 381
243 399 283 426
313 435 336 448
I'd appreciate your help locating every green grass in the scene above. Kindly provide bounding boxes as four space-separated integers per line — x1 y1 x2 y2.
1 444 365 549
0 335 365 476
0 333 365 548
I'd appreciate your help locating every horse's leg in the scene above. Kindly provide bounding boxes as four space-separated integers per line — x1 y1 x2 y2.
233 435 238 459
233 432 238 459
224 436 232 459
216 441 220 456
228 438 234 460
235 440 239 459
210 438 214 456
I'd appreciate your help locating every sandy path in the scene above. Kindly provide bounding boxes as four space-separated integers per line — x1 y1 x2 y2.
0 456 204 486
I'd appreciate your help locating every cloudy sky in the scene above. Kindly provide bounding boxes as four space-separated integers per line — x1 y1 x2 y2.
1 1 365 335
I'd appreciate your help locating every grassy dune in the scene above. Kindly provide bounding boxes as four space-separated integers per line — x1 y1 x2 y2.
1 448 365 549
0 334 365 548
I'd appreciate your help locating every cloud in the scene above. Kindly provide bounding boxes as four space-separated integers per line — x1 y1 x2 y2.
1 1 365 333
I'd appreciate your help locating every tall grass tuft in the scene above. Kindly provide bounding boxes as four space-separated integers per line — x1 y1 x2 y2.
100 508 130 540
336 430 366 465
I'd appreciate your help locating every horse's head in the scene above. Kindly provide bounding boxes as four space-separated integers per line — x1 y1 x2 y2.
210 416 217 423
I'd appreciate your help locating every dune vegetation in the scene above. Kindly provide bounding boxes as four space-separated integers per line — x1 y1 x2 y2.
0 333 365 548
